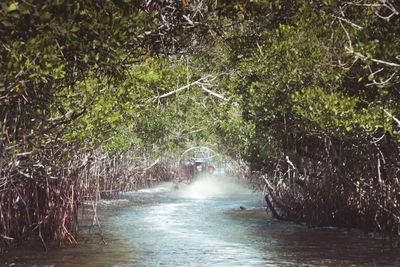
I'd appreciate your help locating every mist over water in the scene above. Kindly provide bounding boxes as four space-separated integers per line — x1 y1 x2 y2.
176 175 255 199
3 175 400 266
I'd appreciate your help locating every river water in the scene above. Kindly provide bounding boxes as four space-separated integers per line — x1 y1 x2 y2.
2 176 400 266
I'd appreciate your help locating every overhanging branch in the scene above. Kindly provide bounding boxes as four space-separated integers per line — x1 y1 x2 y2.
154 75 237 106
154 75 213 100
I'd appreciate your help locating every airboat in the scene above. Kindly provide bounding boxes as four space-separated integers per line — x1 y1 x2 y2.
175 146 219 188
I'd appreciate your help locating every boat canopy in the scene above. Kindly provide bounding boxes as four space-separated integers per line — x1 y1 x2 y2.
180 146 217 163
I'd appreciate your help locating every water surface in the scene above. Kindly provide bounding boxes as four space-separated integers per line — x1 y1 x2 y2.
2 176 400 266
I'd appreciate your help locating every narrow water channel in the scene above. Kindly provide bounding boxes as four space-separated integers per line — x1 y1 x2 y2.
2 176 400 266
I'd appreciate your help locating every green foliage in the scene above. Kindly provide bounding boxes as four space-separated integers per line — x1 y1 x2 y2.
218 23 326 167
196 0 400 170
1 0 399 168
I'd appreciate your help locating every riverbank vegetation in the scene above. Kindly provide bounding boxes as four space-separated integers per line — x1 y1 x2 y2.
1 0 399 250
218 1 400 242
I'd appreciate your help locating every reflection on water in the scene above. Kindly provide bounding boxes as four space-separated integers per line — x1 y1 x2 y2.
2 176 400 266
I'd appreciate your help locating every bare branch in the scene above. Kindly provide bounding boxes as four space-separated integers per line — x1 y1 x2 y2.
382 108 400 126
285 156 296 170
142 157 160 172
183 15 194 25
345 0 399 18
154 75 237 108
339 19 353 51
345 47 400 67
154 75 212 99
366 70 397 86
333 15 363 30
200 85 230 102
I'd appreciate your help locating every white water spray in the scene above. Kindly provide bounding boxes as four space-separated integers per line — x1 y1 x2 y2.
176 175 253 199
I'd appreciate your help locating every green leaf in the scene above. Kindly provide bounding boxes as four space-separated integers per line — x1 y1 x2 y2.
71 25 79 32
1 20 12 27
7 3 18 12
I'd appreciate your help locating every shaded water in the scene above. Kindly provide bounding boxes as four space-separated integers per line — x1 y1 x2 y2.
2 176 400 266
